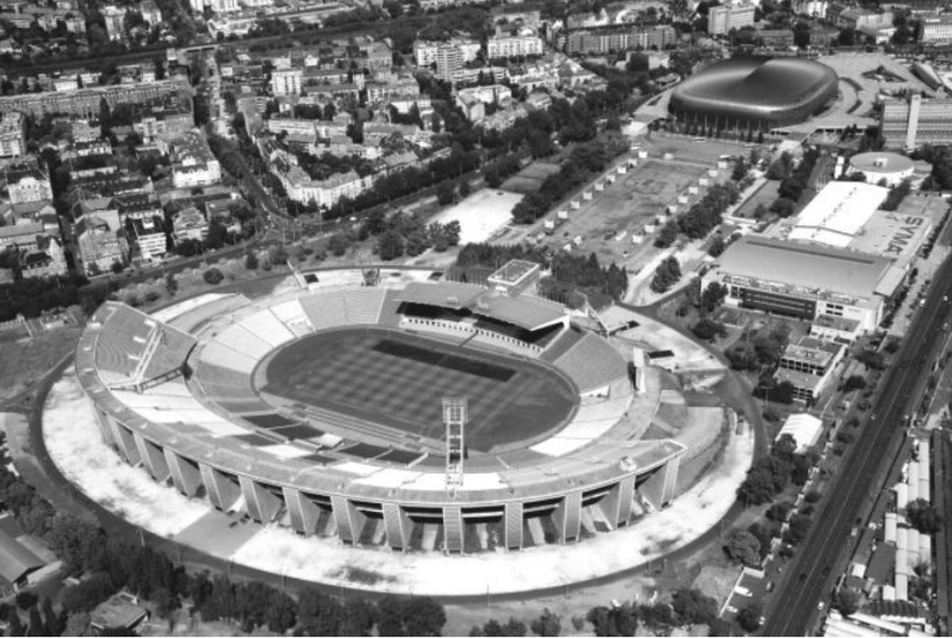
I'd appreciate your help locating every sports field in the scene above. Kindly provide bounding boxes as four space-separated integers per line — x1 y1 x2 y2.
261 328 577 452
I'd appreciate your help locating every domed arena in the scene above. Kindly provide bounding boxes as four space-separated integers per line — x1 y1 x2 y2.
669 56 839 131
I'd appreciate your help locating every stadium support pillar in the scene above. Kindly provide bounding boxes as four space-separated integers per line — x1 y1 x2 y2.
552 492 583 543
331 496 365 545
199 465 241 511
239 477 281 523
598 483 621 531
94 410 116 447
283 487 321 536
133 434 170 482
113 424 141 466
382 503 411 551
641 457 680 510
614 476 636 528
443 505 464 554
165 450 202 497
504 502 524 550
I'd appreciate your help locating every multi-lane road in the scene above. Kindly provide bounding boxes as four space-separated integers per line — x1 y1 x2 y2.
763 254 952 635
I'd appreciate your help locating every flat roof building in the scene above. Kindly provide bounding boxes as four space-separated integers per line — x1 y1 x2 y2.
776 337 846 402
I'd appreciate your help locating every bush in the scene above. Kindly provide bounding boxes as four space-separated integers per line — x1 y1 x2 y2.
805 490 822 503
203 268 224 285
836 430 855 445
843 375 867 392
737 602 762 632
244 251 259 270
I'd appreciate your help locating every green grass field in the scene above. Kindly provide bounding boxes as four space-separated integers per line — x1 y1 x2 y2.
262 328 578 452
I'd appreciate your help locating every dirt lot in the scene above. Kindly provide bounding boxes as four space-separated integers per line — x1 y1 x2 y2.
542 158 721 264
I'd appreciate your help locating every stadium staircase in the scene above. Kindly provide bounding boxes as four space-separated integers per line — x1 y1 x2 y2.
299 292 347 331
342 289 386 325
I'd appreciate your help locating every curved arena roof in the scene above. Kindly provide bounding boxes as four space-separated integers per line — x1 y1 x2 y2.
669 57 839 128
849 152 914 176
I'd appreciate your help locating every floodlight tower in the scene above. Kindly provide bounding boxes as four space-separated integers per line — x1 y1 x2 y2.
443 397 467 494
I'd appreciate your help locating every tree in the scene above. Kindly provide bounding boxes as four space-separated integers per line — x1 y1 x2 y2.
766 501 794 522
377 230 405 261
459 178 472 198
737 602 763 632
586 604 638 636
650 256 682 294
61 611 90 636
655 220 679 248
906 498 941 534
436 180 456 205
530 608 561 636
700 282 728 313
708 234 726 258
164 272 177 296
843 375 867 392
692 318 725 341
724 529 762 566
328 234 350 257
244 251 259 270
203 268 224 285
835 589 861 616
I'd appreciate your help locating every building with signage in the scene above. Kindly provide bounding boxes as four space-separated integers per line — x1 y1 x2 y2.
703 236 901 333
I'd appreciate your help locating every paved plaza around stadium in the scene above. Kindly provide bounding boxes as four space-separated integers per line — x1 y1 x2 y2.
42 368 753 596
260 327 577 452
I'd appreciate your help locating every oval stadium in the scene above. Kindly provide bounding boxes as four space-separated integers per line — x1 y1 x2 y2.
669 56 839 130
74 266 685 554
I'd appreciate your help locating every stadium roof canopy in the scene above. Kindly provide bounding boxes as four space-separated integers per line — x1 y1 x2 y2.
714 236 894 300
398 282 565 331
787 181 889 248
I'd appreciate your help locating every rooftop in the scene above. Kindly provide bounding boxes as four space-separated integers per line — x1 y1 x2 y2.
488 259 540 285
0 528 45 585
713 236 894 301
787 181 889 248
90 592 148 631
782 336 843 366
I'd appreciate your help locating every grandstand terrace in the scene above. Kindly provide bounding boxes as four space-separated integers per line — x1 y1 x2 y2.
75 271 684 553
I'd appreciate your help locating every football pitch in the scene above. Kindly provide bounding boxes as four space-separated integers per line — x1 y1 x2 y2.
261 328 578 452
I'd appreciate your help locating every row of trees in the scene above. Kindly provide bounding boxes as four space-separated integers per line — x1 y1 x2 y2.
353 209 462 260
654 182 742 250
454 243 628 304
323 147 481 220
510 133 631 224
737 434 820 506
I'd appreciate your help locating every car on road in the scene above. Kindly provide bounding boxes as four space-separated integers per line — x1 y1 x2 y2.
726 605 738 614
734 586 752 597
817 602 826 610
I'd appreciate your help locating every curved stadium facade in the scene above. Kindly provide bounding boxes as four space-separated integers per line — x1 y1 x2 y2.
669 57 839 130
74 274 684 554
